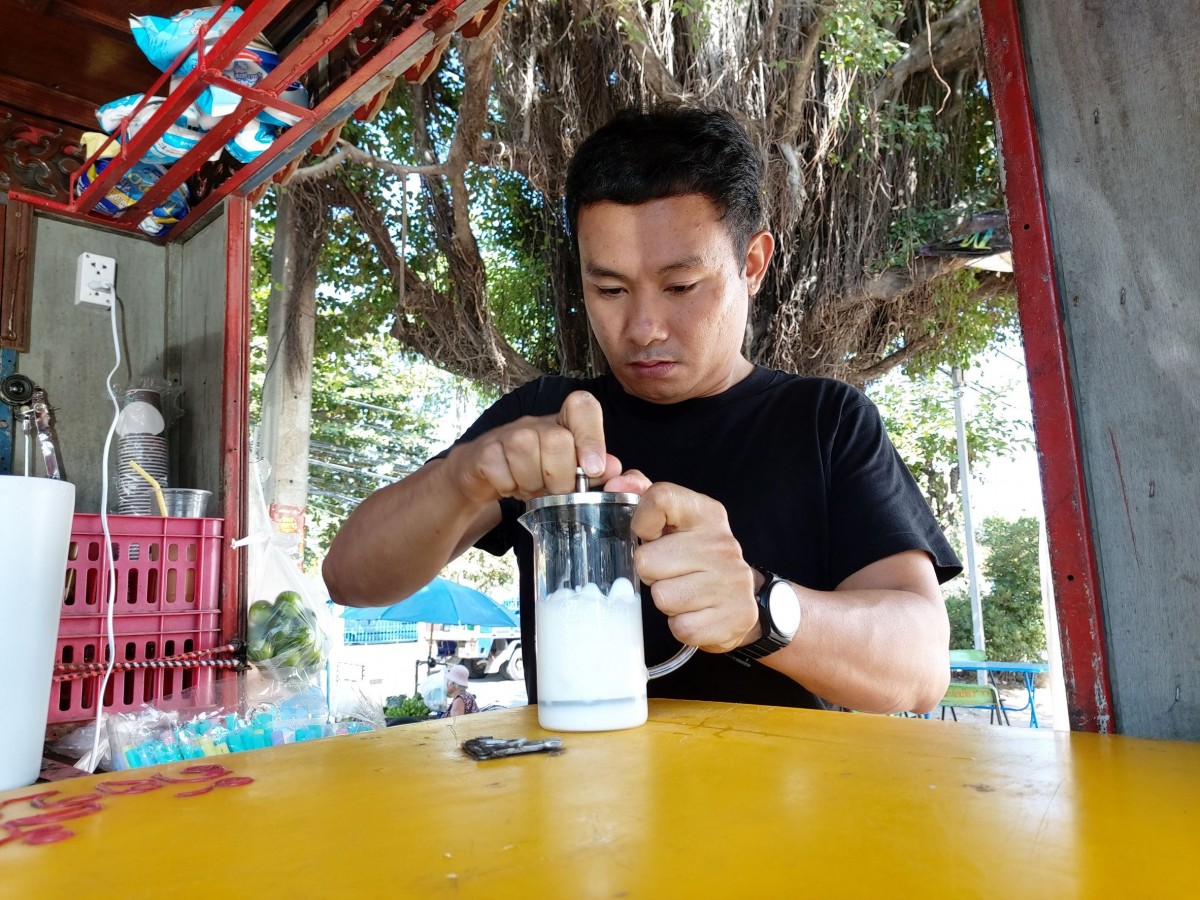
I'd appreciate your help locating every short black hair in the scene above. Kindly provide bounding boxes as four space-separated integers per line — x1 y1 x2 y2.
565 106 765 259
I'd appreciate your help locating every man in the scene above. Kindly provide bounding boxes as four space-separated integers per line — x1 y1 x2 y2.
325 107 961 714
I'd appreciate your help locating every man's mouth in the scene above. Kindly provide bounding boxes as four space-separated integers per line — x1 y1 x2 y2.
626 359 677 377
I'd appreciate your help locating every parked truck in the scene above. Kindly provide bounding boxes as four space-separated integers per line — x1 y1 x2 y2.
431 624 523 681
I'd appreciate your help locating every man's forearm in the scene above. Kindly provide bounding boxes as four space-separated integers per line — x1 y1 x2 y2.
764 586 950 715
323 459 497 607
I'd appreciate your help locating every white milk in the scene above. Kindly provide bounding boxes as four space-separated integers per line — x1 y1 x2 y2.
535 577 648 731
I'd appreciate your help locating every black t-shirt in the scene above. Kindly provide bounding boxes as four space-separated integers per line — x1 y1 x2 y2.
438 366 961 709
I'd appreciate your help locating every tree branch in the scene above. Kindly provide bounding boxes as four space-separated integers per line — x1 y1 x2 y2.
333 178 542 388
780 2 834 137
290 140 451 182
872 0 981 108
850 335 936 383
857 257 966 304
604 0 685 98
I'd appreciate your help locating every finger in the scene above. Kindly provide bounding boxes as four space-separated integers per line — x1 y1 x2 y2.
556 391 607 477
603 468 651 495
631 483 726 542
654 591 757 653
635 528 745 586
539 425 578 495
466 439 519 501
501 425 548 497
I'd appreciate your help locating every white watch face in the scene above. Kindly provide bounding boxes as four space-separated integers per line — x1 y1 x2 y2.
767 581 801 639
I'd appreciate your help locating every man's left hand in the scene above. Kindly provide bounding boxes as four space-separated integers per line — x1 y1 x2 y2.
605 472 760 653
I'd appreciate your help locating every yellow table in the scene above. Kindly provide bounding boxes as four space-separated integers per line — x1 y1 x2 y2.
3 701 1198 897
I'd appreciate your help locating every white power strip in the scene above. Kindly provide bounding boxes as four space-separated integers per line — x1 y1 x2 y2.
76 252 116 308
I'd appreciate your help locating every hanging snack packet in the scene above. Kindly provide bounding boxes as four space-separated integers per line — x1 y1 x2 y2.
130 7 244 76
258 78 310 128
96 94 210 167
75 157 189 236
226 119 279 163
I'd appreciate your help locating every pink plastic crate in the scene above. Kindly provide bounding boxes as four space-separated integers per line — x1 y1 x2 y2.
62 514 222 616
50 614 222 724
49 514 225 724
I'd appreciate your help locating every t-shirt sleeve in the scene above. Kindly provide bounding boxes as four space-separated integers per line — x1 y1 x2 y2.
826 395 963 585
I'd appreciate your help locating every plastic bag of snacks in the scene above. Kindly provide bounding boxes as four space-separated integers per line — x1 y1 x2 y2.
129 7 244 76
105 682 382 771
96 93 211 167
74 153 189 236
184 41 308 129
225 119 279 163
128 5 310 163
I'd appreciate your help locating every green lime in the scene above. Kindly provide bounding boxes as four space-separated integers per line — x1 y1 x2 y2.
248 599 274 626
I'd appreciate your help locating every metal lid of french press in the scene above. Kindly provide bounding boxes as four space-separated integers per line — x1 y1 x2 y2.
524 467 640 510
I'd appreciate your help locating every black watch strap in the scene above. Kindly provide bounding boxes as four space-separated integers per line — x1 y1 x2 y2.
727 570 800 667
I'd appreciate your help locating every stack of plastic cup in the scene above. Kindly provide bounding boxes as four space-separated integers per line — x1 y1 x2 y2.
116 389 168 514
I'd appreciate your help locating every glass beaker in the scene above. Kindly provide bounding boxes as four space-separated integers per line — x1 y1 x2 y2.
519 477 695 732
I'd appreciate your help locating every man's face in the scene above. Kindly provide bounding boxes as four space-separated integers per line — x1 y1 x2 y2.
577 194 772 404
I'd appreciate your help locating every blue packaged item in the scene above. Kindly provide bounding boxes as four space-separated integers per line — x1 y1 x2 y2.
258 79 310 128
75 158 189 236
130 7 244 76
96 94 208 167
225 43 279 89
170 39 308 131
226 119 278 163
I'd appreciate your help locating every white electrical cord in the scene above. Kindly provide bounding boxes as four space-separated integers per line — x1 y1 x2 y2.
85 287 122 772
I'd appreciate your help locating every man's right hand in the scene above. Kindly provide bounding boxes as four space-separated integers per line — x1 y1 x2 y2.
445 390 623 506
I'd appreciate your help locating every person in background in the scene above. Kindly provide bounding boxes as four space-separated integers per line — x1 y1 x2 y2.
445 664 479 717
326 106 961 715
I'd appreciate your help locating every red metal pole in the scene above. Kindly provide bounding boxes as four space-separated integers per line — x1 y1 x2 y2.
219 195 251 653
978 0 1115 733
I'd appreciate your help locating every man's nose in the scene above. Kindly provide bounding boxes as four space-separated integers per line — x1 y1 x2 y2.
625 293 669 346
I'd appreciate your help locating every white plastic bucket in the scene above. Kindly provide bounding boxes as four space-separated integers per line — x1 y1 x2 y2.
0 476 75 790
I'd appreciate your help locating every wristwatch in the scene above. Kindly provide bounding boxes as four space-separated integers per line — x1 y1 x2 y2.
727 569 802 667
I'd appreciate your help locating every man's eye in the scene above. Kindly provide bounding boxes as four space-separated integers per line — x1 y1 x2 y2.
667 283 697 295
596 286 624 297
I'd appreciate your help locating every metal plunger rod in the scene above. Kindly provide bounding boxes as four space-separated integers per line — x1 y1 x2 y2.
573 466 590 590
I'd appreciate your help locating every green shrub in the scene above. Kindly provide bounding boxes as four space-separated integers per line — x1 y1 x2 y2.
944 516 1046 662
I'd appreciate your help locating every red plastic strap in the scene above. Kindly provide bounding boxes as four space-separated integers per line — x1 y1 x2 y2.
172 785 214 799
94 779 162 796
153 765 233 785
7 806 97 827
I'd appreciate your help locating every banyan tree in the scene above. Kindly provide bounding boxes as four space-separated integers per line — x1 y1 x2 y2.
288 0 1011 390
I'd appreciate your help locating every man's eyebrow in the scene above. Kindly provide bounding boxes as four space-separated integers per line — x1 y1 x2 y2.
583 255 706 279
657 255 704 275
583 262 626 279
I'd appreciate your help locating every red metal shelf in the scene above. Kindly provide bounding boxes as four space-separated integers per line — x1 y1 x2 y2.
9 0 501 241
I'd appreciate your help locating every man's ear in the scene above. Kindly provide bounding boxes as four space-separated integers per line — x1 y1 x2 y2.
744 230 775 296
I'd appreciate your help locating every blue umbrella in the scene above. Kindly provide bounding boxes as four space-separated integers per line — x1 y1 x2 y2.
339 576 517 628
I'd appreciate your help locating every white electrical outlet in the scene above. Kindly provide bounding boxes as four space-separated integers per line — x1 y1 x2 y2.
75 252 116 309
